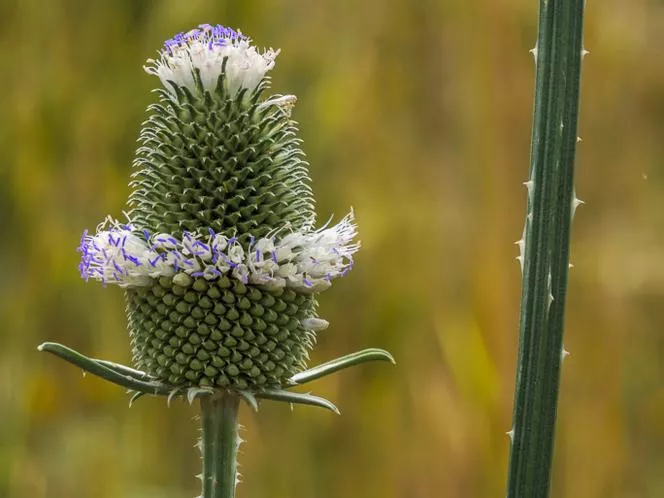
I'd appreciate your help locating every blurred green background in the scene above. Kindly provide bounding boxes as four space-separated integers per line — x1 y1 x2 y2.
1 1 663 497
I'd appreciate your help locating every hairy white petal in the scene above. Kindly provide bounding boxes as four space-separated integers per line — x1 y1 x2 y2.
144 24 278 95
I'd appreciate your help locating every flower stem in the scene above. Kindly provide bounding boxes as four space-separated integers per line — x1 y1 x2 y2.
200 393 241 498
507 1 586 497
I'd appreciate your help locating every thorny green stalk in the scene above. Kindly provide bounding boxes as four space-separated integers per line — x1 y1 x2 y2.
507 1 586 497
200 393 241 498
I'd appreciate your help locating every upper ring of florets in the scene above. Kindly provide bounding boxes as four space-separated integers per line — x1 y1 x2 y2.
144 23 280 95
161 24 247 53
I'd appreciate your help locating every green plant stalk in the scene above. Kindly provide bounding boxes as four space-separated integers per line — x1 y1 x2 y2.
200 394 241 498
507 1 585 497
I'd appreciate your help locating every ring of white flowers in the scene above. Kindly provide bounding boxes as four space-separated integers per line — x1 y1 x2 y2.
144 23 279 95
78 211 358 294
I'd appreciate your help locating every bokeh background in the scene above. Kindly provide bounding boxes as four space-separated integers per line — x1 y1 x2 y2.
1 1 663 497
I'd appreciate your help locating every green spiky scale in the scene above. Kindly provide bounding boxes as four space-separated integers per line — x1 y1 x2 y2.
129 85 313 239
124 81 319 389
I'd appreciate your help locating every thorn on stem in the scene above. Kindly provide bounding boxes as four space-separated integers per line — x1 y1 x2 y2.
546 271 554 309
515 255 524 273
515 235 526 274
529 45 538 62
561 348 570 362
523 180 534 199
571 196 584 218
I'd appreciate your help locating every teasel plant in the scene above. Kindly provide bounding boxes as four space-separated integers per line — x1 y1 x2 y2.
39 24 393 498
506 1 586 497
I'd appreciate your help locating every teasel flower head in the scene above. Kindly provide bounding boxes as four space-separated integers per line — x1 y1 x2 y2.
77 24 358 391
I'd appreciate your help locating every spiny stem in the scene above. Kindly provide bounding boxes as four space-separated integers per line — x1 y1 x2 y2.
507 1 586 497
200 393 241 498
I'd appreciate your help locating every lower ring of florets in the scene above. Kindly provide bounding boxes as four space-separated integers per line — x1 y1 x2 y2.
78 212 358 293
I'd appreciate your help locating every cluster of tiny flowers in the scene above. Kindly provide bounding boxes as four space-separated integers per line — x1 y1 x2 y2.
78 213 358 293
144 23 279 95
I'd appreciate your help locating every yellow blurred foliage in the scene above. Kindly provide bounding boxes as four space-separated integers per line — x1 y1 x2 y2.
1 1 663 497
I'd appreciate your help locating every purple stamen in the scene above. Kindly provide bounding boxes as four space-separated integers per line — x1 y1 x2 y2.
194 241 210 251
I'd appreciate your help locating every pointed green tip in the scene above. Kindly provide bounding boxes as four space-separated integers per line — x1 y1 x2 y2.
378 349 397 365
254 389 340 414
289 347 396 385
237 390 260 412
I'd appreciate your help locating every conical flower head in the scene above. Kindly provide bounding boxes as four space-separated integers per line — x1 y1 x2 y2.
78 25 358 390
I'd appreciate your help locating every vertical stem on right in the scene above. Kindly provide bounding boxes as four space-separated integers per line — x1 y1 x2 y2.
507 1 586 497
